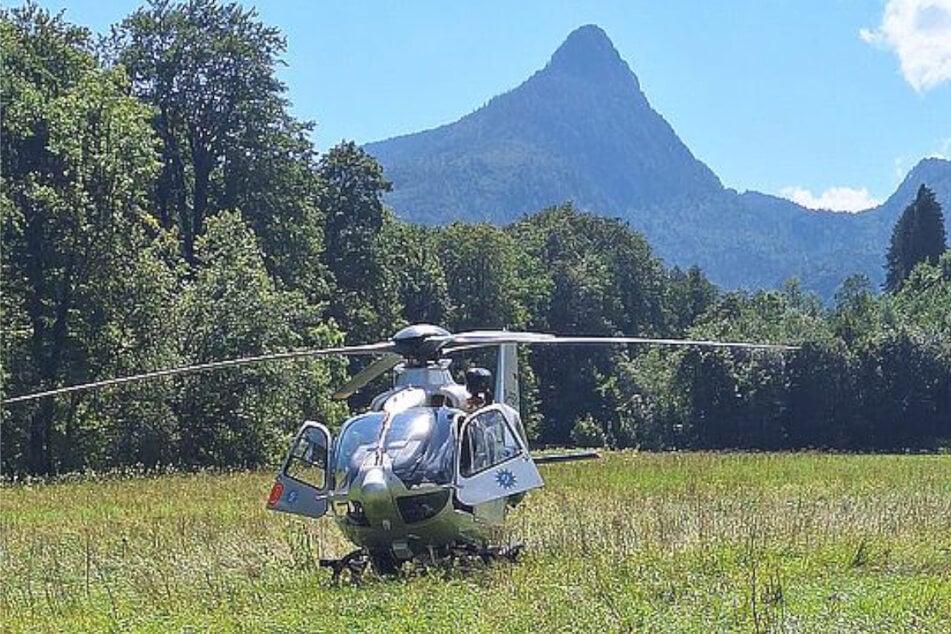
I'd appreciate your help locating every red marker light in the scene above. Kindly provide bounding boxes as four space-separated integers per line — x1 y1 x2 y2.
267 481 284 506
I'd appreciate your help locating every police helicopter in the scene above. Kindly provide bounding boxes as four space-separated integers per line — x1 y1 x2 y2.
3 323 795 578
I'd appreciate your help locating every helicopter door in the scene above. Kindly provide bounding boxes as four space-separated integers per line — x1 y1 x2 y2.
456 405 543 506
266 421 332 519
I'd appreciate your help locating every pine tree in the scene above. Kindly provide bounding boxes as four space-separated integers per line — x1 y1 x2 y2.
885 185 947 292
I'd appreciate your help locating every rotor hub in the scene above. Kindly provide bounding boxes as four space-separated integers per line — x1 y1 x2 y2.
390 324 451 364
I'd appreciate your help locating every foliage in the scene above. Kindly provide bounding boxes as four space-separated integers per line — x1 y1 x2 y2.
569 414 608 448
438 222 544 331
509 206 670 445
318 141 401 343
1 4 345 476
665 265 718 334
173 211 348 467
115 0 289 262
1 4 174 475
885 185 947 292
384 221 453 326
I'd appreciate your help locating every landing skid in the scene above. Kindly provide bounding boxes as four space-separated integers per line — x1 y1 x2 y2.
320 541 524 584
448 541 523 566
319 550 369 585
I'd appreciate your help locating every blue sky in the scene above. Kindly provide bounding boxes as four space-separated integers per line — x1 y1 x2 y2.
26 0 951 211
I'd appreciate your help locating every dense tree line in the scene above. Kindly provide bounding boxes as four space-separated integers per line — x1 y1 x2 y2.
2 3 949 476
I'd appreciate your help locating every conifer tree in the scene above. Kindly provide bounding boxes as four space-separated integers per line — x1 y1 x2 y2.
884 185 947 292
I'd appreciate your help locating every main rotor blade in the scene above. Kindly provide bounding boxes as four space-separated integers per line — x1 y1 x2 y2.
436 330 555 353
332 353 402 401
2 341 396 405
443 330 798 353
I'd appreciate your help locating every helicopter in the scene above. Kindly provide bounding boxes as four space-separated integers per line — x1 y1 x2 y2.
3 323 795 578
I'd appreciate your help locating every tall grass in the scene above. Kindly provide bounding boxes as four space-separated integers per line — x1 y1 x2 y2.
2 453 949 632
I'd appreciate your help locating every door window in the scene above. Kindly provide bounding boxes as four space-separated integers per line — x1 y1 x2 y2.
285 426 329 490
460 409 522 477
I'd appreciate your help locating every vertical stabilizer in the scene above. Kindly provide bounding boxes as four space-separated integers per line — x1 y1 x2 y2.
495 344 520 413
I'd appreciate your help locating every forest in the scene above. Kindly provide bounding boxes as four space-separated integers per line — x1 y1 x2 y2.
2 1 949 477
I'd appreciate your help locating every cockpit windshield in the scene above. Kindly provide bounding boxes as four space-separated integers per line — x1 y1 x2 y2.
333 408 454 490
387 409 454 487
333 412 384 489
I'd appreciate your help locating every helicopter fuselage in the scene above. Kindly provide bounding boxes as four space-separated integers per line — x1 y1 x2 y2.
330 404 508 557
267 357 543 564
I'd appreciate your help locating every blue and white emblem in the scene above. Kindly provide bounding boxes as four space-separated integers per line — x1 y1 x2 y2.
495 468 517 490
286 489 299 505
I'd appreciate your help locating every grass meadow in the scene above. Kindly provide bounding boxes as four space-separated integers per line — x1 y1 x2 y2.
1 452 949 633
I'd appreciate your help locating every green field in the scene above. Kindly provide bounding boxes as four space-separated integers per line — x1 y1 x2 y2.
2 453 950 633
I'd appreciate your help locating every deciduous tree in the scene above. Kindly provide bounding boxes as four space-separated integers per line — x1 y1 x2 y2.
1 5 177 474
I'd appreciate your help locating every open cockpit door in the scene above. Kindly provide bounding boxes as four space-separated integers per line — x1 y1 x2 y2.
266 421 332 519
455 404 543 506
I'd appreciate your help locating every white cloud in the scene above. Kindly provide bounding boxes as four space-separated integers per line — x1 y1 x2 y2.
860 0 951 92
780 186 881 212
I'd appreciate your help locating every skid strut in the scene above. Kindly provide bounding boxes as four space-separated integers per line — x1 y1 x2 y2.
448 541 524 566
321 541 524 583
320 549 369 585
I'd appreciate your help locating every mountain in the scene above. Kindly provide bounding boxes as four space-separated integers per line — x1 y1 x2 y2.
366 25 720 223
869 158 951 231
365 25 951 297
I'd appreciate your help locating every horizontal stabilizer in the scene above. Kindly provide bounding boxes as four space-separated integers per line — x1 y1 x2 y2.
532 451 600 465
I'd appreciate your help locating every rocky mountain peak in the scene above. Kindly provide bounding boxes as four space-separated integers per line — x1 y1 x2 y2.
545 24 637 88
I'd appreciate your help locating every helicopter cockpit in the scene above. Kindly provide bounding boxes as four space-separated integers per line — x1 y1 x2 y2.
333 407 456 491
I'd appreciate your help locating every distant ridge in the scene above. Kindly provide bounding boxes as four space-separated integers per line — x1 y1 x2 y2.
365 26 951 297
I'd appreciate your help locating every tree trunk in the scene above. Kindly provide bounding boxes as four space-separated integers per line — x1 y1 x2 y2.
25 229 73 475
25 213 51 474
192 148 212 252
29 400 54 475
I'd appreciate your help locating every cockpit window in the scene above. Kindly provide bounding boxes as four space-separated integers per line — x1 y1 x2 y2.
333 412 384 490
332 409 454 490
285 427 328 489
383 410 432 466
387 410 453 487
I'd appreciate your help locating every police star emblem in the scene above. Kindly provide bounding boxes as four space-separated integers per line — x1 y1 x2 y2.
495 468 517 490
